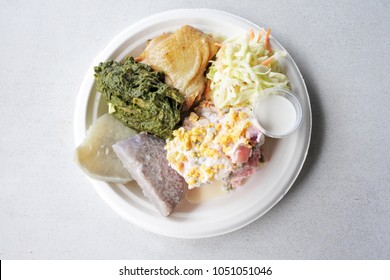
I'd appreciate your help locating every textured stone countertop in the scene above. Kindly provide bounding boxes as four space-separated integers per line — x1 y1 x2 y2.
1 0 389 259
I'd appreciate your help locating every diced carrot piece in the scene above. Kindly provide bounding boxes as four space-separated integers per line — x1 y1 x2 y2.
265 28 272 51
261 57 273 66
249 29 255 40
257 28 265 42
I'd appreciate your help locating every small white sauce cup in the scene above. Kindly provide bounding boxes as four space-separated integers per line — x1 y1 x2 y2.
253 87 303 138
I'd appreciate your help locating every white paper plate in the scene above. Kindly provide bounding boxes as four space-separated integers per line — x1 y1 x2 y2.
74 9 312 238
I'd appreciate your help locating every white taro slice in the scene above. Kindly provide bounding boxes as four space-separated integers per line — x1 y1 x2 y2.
74 113 137 183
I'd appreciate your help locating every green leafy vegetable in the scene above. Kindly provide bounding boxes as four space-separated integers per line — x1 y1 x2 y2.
94 57 184 139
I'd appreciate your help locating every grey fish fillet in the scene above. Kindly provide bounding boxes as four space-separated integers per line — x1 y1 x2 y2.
113 133 187 216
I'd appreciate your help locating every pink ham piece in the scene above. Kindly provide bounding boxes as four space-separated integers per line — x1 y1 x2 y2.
230 145 252 165
229 146 263 188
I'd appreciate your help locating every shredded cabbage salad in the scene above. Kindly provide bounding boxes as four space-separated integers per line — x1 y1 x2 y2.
206 29 289 109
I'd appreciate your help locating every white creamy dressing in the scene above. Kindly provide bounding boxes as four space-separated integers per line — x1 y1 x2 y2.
186 180 227 203
255 94 297 136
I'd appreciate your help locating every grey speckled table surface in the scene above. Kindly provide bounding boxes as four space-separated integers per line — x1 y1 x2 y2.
1 0 389 259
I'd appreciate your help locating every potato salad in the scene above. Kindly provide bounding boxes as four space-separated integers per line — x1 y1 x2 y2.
165 101 264 189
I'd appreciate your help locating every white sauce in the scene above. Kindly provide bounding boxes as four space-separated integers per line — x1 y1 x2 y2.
186 180 227 203
255 95 297 136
